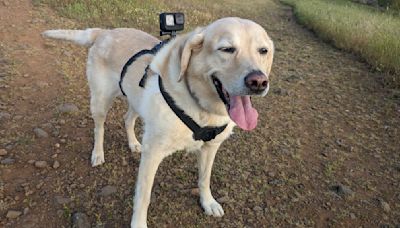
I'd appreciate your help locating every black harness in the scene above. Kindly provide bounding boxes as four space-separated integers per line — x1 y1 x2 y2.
118 39 228 142
119 39 171 96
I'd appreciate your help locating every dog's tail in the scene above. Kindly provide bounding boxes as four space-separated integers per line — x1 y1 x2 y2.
42 28 104 47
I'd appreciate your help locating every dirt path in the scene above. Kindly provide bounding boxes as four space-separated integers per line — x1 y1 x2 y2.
1 0 399 227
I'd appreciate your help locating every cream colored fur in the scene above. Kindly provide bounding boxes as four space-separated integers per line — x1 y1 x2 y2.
43 17 274 228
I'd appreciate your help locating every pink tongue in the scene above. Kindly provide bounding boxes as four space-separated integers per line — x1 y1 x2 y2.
228 96 258 131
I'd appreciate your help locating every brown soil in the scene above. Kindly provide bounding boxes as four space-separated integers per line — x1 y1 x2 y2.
0 0 399 227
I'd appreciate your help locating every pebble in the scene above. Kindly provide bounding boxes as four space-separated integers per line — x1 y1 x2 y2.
253 206 263 212
55 196 71 205
0 111 11 120
58 103 79 114
217 196 229 203
380 200 390 212
330 184 355 199
284 74 303 82
71 212 90 228
53 160 60 169
6 210 22 219
2 0 10 7
272 87 289 96
34 160 48 168
0 148 8 156
122 157 128 166
190 188 200 196
1 157 15 165
99 185 117 196
23 208 29 215
28 159 36 164
33 127 49 138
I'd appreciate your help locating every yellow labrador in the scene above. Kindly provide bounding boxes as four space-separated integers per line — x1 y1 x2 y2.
43 17 274 228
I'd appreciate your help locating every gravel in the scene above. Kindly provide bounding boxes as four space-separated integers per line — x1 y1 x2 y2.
0 148 8 156
33 127 49 138
53 160 60 169
1 157 15 165
58 103 79 114
71 212 90 228
6 210 22 219
330 184 355 199
99 185 117 196
34 160 48 168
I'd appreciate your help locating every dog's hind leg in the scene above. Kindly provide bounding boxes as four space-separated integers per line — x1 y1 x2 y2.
131 148 165 228
124 105 141 153
197 143 225 217
90 88 117 167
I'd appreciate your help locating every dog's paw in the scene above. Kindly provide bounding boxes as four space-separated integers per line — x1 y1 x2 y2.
130 220 147 228
91 152 105 167
129 143 142 153
201 199 225 217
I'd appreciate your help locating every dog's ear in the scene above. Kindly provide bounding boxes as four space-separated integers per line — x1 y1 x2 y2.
178 29 204 81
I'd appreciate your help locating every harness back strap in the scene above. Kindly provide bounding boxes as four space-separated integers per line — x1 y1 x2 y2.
158 76 227 142
119 39 171 96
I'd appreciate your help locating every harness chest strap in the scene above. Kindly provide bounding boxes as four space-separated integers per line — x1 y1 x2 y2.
158 76 227 142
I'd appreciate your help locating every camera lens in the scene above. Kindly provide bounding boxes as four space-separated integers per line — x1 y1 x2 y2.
175 14 184 25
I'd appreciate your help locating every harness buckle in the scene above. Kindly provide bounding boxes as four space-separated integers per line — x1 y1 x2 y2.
192 125 227 142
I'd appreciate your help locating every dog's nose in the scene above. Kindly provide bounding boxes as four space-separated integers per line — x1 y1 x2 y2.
244 71 268 92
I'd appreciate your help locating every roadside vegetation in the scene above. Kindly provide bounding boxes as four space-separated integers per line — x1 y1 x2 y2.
281 0 400 87
33 0 255 36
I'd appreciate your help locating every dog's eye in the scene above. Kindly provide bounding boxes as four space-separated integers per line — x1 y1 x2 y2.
218 47 236 54
258 47 268 55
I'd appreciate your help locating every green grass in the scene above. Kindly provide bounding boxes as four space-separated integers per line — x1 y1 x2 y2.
34 0 253 36
282 0 400 87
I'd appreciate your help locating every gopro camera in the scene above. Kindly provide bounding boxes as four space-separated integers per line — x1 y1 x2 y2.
159 12 185 37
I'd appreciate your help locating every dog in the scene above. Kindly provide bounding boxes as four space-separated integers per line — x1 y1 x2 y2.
43 17 274 228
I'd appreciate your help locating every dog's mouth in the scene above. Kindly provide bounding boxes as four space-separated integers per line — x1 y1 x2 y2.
212 75 259 131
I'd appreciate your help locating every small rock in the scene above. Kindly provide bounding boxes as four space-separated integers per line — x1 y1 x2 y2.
272 88 289 96
0 148 7 156
190 188 200 196
28 160 36 164
122 157 128 166
36 182 44 189
350 213 356 219
6 210 22 219
380 200 390 212
253 206 263 212
58 103 79 114
330 184 355 199
72 212 90 228
53 160 60 169
34 161 48 168
99 185 117 196
284 74 303 82
36 81 49 89
55 196 71 205
217 196 229 203
1 158 15 165
33 128 49 138
0 111 11 120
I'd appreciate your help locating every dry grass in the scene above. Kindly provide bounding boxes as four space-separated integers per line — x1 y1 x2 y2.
282 0 400 87
34 0 260 36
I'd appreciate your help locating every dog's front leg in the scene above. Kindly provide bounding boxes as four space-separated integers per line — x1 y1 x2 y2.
131 149 165 228
197 143 224 217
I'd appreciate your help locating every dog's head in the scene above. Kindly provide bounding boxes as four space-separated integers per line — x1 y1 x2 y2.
153 17 274 131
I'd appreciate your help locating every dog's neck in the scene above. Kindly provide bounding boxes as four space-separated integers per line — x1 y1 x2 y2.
150 35 229 126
